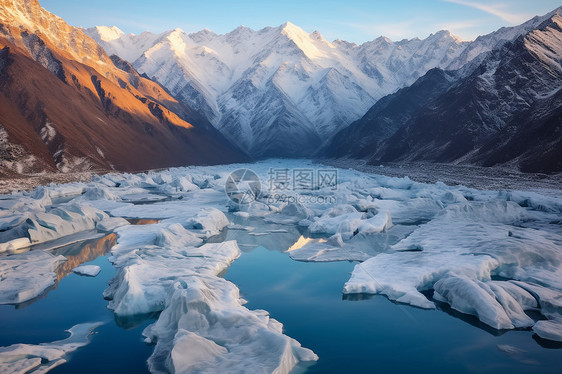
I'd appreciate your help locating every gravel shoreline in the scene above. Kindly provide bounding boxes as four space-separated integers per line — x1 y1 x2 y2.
2 160 561 196
323 159 562 196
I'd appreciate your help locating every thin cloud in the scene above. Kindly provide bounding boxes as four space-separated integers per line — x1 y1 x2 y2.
444 0 530 24
343 20 425 41
436 18 487 41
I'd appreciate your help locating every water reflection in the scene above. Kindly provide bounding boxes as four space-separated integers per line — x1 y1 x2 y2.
287 236 327 252
54 233 117 284
126 218 161 225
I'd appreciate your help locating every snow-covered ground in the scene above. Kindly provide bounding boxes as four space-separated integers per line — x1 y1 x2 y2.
0 159 561 373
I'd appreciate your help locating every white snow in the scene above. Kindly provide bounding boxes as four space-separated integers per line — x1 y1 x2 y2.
84 22 467 152
0 250 66 304
1 157 562 372
73 265 101 277
433 276 534 329
0 322 103 374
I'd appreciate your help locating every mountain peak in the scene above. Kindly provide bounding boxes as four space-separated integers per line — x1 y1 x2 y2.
92 25 124 41
431 29 464 42
279 21 308 36
189 28 217 43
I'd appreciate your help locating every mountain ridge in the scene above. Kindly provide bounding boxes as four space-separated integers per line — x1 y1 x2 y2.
0 0 248 175
86 21 467 157
326 11 562 173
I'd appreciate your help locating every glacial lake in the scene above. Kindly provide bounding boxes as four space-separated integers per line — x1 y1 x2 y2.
1 216 561 373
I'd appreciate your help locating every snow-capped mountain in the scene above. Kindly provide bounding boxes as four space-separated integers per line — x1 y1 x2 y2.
327 9 562 173
86 23 467 157
0 0 247 175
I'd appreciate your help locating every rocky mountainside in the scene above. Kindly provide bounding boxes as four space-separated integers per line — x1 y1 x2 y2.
326 10 562 173
86 23 467 157
0 0 247 176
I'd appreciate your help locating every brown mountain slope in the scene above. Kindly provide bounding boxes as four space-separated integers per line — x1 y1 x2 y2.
0 0 248 175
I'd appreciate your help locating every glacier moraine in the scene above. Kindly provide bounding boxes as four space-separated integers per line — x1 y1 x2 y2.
0 159 561 373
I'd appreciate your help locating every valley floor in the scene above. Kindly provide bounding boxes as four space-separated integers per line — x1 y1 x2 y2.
327 159 562 195
3 160 562 195
1 159 561 373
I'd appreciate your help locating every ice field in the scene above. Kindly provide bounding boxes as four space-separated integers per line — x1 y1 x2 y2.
0 159 561 373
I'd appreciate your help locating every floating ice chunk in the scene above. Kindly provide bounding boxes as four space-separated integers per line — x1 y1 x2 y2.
143 278 318 374
309 212 364 239
352 198 378 213
439 190 468 203
155 223 203 248
370 197 444 225
0 237 30 253
264 203 313 224
343 252 498 309
27 204 107 244
433 276 534 329
441 200 526 224
73 265 101 277
183 208 229 238
110 189 227 219
170 177 199 192
497 190 562 213
489 281 538 310
533 318 562 342
46 183 87 200
106 241 241 316
0 322 102 374
0 251 66 304
509 281 562 316
357 210 392 234
152 172 173 185
96 217 130 232
82 186 119 200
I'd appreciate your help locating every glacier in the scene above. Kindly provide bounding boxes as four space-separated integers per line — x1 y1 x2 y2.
1 159 562 374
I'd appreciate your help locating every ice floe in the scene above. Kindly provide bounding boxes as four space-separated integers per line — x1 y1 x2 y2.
1 157 562 373
73 264 101 277
0 322 102 374
0 250 66 304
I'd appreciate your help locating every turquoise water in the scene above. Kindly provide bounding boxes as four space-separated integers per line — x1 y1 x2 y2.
0 237 154 374
1 221 561 373
225 246 562 374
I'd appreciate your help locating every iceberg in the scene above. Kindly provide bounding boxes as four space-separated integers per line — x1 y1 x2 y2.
0 322 102 374
343 252 498 309
433 276 534 329
73 264 101 277
0 250 66 304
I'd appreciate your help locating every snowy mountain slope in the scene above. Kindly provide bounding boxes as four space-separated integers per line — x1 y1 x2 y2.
327 11 562 173
0 0 247 175
86 23 466 157
446 7 562 71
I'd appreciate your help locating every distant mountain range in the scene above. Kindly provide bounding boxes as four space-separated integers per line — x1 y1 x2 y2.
326 9 562 173
0 0 560 174
85 23 468 157
0 0 247 176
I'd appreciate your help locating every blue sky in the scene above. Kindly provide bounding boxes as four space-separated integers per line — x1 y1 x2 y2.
41 0 561 42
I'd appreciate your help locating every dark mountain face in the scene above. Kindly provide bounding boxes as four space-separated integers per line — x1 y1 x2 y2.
325 13 562 173
0 0 248 176
325 68 459 159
